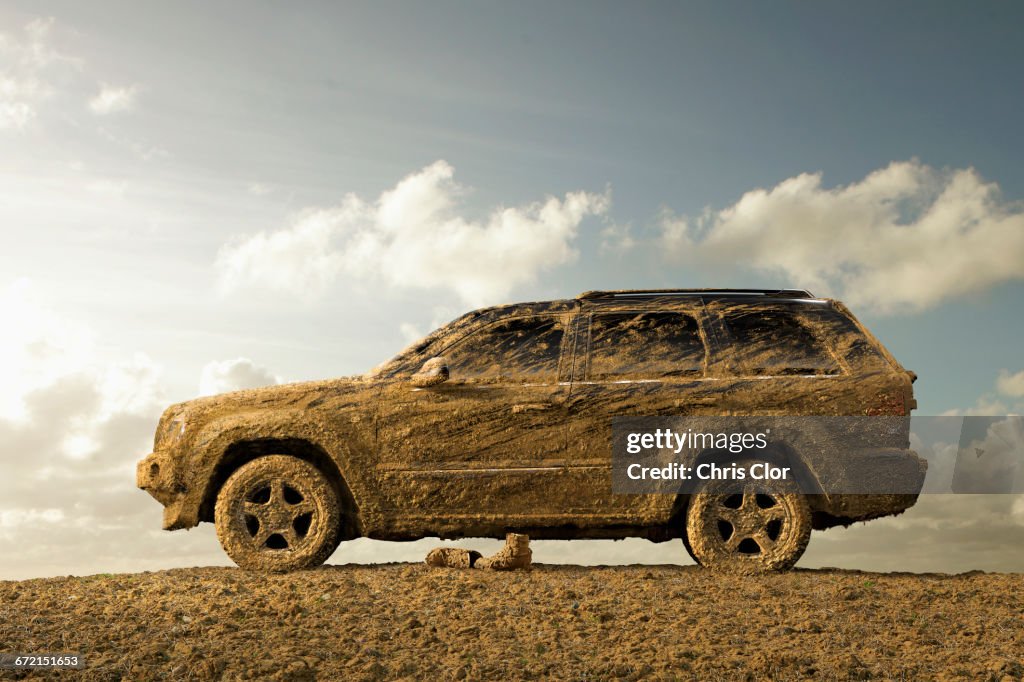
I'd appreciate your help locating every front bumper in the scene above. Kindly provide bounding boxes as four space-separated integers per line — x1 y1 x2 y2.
137 451 192 530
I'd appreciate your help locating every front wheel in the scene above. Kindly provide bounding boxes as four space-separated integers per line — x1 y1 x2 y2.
215 455 342 571
684 463 811 573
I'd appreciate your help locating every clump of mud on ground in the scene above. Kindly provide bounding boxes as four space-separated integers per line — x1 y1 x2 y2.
0 565 1021 681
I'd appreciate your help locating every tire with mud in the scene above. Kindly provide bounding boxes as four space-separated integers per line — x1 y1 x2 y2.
215 455 342 571
684 460 811 573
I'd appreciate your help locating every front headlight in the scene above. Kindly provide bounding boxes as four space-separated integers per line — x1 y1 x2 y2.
155 409 187 449
168 417 186 440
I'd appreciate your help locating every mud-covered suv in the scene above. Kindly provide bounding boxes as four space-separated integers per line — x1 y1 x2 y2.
138 289 925 572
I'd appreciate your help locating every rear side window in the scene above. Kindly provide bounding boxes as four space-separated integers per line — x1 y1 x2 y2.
588 312 705 380
444 315 564 383
721 310 840 376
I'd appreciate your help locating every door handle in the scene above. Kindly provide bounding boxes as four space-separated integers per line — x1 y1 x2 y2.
511 402 554 414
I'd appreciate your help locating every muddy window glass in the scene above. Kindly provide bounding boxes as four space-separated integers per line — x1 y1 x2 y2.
588 312 705 380
802 308 883 368
444 315 564 383
721 310 840 376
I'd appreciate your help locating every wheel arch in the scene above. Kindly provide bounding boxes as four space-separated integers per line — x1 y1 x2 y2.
198 437 361 539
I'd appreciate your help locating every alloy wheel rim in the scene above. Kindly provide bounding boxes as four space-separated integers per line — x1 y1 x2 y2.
703 483 790 559
238 478 318 553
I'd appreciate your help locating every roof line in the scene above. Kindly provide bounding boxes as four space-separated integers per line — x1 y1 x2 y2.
576 288 815 300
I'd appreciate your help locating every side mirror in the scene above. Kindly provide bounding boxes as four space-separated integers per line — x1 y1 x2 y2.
411 356 450 388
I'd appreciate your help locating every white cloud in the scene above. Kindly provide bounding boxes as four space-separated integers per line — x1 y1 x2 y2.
198 357 281 396
943 372 1024 417
1 18 143 133
0 508 65 528
1013 496 1024 523
216 160 610 306
13 17 70 69
0 278 96 421
659 160 1024 313
88 84 137 115
802 493 1024 573
0 17 81 131
938 417 1024 494
217 205 346 298
996 369 1024 398
399 322 423 344
0 280 206 577
941 395 1011 418
0 19 52 130
397 306 460 348
599 220 635 254
0 100 35 129
0 280 164 448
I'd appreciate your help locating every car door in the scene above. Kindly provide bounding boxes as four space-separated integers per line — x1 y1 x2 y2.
563 304 726 523
374 311 575 525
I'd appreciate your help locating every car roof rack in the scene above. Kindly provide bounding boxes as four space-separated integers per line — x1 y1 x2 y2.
577 288 815 300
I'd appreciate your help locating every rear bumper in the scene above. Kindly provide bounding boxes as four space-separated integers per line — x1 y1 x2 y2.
812 447 927 522
812 447 928 495
821 493 922 523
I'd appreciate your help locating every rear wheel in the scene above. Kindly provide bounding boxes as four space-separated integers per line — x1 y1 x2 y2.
684 462 811 573
215 455 342 571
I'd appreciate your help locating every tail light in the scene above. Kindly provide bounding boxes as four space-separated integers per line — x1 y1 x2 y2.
904 370 918 414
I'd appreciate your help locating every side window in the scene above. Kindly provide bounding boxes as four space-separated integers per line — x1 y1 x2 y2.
721 310 840 376
803 308 885 369
444 315 564 383
588 312 705 380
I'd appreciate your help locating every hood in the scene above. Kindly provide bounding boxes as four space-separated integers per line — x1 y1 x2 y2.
155 376 368 442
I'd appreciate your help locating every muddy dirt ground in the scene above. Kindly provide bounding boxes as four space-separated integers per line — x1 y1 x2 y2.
1 564 1021 681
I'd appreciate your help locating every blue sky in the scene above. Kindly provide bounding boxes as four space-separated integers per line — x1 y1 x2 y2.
1 2 1022 577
